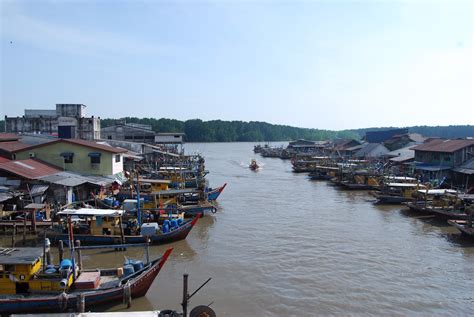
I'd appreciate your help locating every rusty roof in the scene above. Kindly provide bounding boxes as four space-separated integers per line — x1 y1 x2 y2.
0 157 11 163
0 159 62 179
0 141 31 153
411 139 474 153
0 133 21 142
12 138 127 154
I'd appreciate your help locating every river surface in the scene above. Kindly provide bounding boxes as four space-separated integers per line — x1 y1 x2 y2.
4 142 474 316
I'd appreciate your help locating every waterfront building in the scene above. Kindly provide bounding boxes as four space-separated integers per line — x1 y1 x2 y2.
412 139 474 184
5 104 100 140
11 139 127 176
101 122 156 144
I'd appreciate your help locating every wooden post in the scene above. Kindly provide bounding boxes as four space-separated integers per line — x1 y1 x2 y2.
77 293 85 313
31 208 37 234
119 215 125 247
145 238 150 265
11 224 16 247
59 240 64 263
23 215 27 245
43 230 47 272
182 273 189 317
124 282 132 308
76 240 83 270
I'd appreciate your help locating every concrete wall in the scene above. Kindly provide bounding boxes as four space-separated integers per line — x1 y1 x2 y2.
16 142 123 176
155 134 183 144
101 124 155 143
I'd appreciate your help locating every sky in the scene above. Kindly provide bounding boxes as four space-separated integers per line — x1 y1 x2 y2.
1 0 473 130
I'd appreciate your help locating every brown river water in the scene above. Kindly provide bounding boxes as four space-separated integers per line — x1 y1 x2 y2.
2 142 473 316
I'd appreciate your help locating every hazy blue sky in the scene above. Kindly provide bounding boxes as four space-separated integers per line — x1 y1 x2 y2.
1 0 473 130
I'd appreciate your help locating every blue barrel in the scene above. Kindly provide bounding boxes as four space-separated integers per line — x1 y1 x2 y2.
123 264 135 277
163 220 170 227
177 218 184 226
162 224 170 234
60 259 72 270
170 219 178 229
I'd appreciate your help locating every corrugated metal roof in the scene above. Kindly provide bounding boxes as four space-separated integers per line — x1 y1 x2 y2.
0 159 62 179
14 139 127 154
0 247 44 265
29 184 49 196
0 141 31 153
412 139 474 153
0 192 14 202
0 133 21 141
453 158 474 175
38 171 118 187
0 157 11 163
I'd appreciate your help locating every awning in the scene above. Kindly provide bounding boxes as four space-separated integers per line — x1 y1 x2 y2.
415 165 452 172
88 152 102 157
60 152 74 157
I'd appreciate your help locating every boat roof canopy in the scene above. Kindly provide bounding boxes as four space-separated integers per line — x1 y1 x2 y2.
0 248 43 265
385 182 425 188
417 189 458 195
58 208 124 217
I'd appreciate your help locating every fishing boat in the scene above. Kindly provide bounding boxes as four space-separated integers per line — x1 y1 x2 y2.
46 208 199 246
178 201 217 217
249 159 260 170
373 182 426 204
0 246 173 314
405 189 470 220
448 219 474 238
206 183 227 201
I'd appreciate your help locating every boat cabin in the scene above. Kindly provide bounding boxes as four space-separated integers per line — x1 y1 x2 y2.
57 209 124 236
0 248 73 295
136 178 171 193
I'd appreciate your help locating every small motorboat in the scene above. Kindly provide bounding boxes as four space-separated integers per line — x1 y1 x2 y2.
249 159 260 170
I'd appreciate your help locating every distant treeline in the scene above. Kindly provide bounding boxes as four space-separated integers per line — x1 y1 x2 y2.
1 118 473 142
100 118 359 142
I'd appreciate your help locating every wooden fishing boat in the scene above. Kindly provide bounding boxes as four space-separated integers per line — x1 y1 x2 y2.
46 208 200 246
178 202 217 217
205 183 227 201
405 189 469 220
448 219 474 237
0 247 173 314
374 183 426 204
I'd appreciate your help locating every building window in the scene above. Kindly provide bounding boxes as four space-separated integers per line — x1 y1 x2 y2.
115 154 121 163
88 152 101 164
108 135 112 140
60 152 74 164
444 156 450 161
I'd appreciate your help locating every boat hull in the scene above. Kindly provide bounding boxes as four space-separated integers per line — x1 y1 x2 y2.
47 216 199 246
0 248 173 314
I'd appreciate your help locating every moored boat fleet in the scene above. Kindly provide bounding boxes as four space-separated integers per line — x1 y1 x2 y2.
0 133 225 315
254 132 474 239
